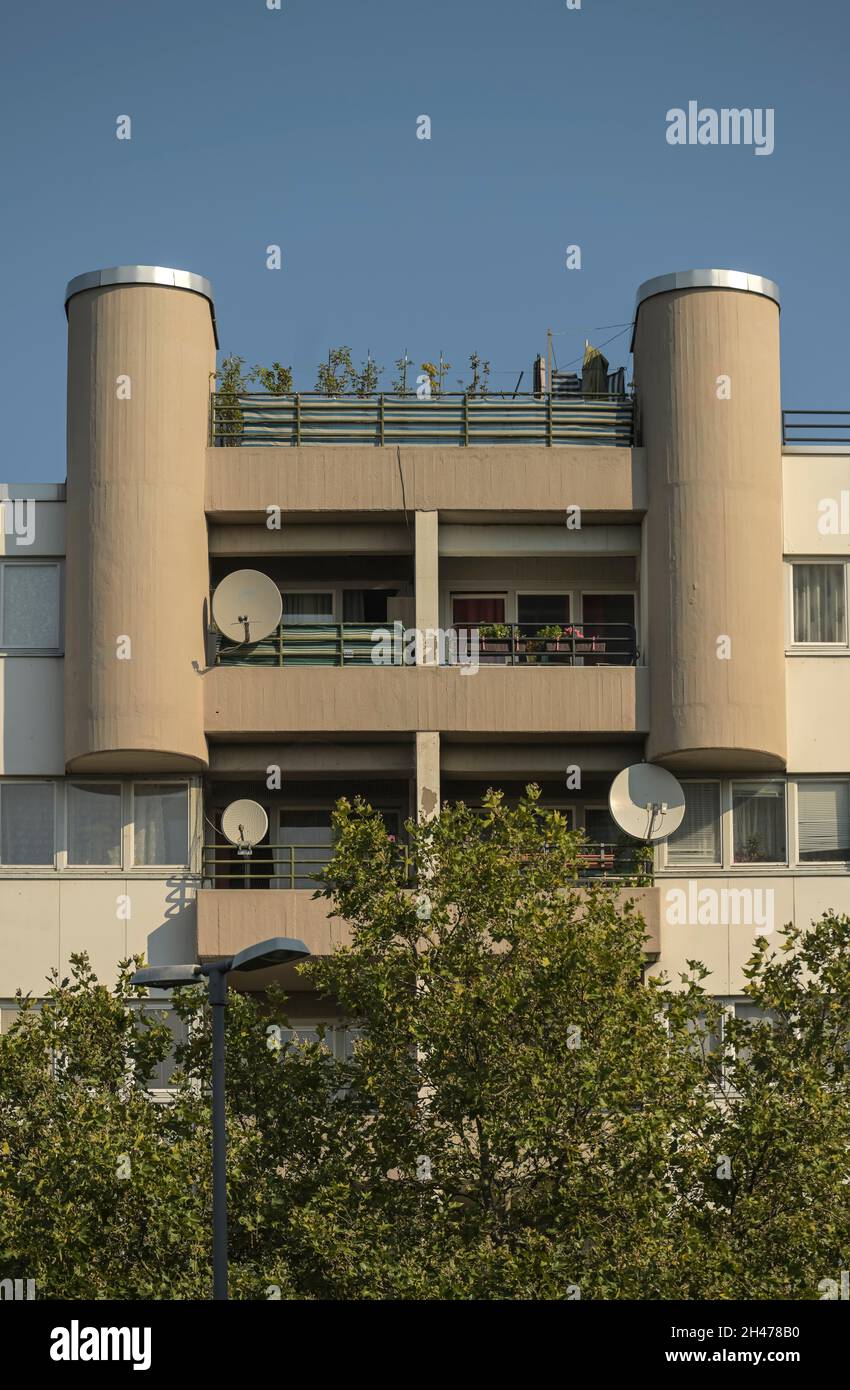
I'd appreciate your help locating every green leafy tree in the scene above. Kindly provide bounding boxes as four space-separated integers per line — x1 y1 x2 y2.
392 353 412 396
465 351 491 397
316 345 354 396
252 361 293 394
211 353 252 445
3 797 850 1299
315 347 383 397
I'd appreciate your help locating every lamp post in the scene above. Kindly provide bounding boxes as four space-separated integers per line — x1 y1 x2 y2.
131 937 310 1300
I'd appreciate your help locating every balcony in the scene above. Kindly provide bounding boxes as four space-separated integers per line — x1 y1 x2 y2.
201 840 642 889
211 391 634 449
212 621 639 668
204 662 648 737
195 872 661 963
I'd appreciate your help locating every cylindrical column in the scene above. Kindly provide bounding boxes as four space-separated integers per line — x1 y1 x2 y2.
65 267 216 771
633 270 786 771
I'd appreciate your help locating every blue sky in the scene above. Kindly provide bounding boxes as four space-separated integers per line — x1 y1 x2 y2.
1 0 847 482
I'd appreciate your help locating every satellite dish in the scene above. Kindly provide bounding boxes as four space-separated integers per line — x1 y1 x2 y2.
221 799 269 859
609 764 686 842
212 570 282 644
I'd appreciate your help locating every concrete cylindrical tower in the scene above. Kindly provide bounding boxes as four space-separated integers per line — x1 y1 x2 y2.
633 270 786 771
64 266 217 771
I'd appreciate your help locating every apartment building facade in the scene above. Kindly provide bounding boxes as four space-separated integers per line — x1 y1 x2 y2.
1 263 848 1047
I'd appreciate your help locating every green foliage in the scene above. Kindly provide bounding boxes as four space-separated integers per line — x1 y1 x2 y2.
2 795 850 1299
420 358 451 396
315 347 383 397
392 353 412 396
212 353 251 445
252 361 293 394
465 351 491 397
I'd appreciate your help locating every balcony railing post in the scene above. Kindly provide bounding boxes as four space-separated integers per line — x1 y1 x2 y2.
379 392 385 446
278 623 283 667
547 390 553 447
463 392 470 446
295 392 301 446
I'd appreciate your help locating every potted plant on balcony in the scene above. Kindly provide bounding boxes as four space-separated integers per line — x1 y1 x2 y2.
478 622 511 661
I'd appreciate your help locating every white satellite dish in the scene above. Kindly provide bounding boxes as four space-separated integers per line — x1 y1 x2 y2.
212 570 282 644
609 764 686 842
221 799 269 859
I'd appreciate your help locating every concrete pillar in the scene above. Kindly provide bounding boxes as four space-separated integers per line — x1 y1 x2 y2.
64 266 216 771
416 732 440 821
632 269 786 771
414 510 439 665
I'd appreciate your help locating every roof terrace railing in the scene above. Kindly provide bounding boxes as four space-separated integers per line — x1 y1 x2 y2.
782 410 850 446
210 391 634 448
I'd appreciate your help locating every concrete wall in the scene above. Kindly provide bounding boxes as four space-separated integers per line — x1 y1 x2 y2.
0 877 198 996
782 450 850 770
196 885 662 973
783 452 850 556
206 445 647 521
204 665 650 738
65 283 214 772
650 874 850 994
635 285 786 771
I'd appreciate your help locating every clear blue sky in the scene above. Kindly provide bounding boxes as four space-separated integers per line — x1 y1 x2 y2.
1 0 847 482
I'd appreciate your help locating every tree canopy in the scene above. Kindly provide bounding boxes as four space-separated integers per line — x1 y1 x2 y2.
1 788 849 1299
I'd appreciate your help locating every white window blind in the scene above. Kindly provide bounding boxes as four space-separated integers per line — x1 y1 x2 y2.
667 782 721 866
792 564 846 644
798 781 850 863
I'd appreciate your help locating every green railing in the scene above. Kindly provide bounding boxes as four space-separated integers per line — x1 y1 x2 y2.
202 842 411 889
214 623 385 667
212 622 639 667
211 391 634 448
201 841 643 888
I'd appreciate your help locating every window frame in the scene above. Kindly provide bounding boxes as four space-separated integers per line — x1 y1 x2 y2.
664 778 723 869
794 776 850 866
730 778 788 867
0 558 63 655
787 558 850 651
130 780 192 870
65 779 125 869
0 779 57 868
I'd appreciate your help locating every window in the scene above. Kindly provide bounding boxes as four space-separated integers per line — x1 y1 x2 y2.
792 563 846 644
451 595 506 626
797 780 850 863
0 562 60 649
667 782 721 867
282 592 334 624
279 810 336 888
732 782 786 864
67 783 122 866
584 807 632 874
517 594 570 627
133 784 189 866
0 782 55 864
580 593 636 665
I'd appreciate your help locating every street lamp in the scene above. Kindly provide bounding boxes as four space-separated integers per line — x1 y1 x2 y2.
131 936 310 1300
